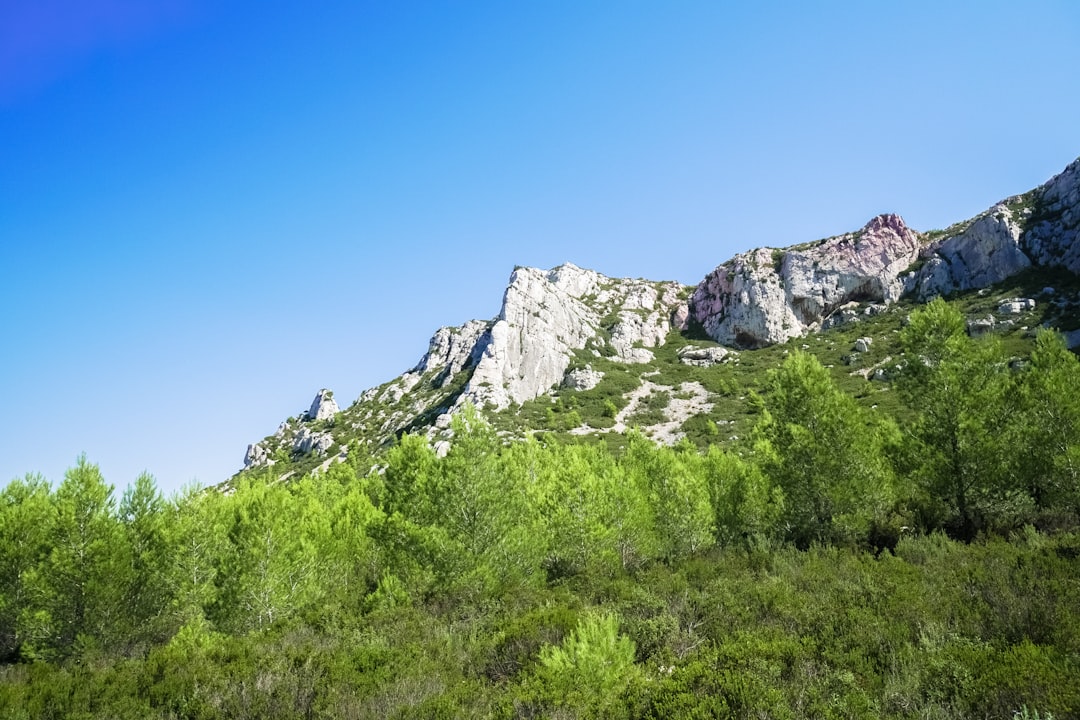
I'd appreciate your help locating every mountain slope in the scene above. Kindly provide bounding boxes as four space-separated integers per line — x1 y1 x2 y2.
239 156 1080 481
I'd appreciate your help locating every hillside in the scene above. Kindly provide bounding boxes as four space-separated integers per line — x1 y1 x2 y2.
4 158 1080 719
239 157 1080 482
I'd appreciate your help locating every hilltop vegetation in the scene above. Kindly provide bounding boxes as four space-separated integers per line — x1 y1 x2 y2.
2 298 1079 719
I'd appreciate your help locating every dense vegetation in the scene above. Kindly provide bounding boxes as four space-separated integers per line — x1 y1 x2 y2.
2 300 1079 719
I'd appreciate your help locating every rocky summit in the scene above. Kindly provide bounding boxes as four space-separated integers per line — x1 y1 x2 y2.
241 156 1080 478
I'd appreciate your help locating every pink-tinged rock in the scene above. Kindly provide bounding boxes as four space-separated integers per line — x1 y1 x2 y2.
689 214 923 348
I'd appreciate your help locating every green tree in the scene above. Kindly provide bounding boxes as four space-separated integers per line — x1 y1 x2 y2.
622 433 714 559
535 442 656 576
24 456 123 659
436 408 545 596
537 611 640 717
382 432 439 523
166 483 227 625
325 474 383 609
115 472 174 652
210 477 325 633
0 474 54 661
754 351 893 548
1014 329 1080 513
701 446 782 548
898 299 1015 538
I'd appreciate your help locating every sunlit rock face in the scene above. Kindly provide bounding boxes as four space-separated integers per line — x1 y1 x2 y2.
689 214 923 348
305 389 339 422
460 263 686 410
1022 157 1080 273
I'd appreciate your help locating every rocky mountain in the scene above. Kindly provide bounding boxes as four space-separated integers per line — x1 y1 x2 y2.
240 156 1080 479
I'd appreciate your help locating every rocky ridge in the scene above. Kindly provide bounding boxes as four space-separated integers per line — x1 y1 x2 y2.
240 156 1080 476
686 158 1080 348
243 264 688 471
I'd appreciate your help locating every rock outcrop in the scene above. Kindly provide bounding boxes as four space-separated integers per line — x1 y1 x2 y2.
689 214 923 347
305 389 339 422
677 346 733 367
294 427 333 455
414 320 491 387
1022 158 1080 273
689 158 1080 348
563 365 605 391
998 298 1035 314
244 442 268 468
243 389 341 468
916 158 1080 298
458 264 685 410
913 208 1031 299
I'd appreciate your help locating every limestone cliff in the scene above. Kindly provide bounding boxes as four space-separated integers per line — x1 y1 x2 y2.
242 264 688 470
689 157 1080 348
689 214 922 347
240 156 1080 476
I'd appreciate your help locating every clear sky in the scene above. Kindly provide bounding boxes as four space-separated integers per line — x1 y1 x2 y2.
2 1 1078 495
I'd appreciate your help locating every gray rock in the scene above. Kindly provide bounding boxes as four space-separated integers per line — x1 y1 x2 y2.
997 298 1035 314
563 365 605 390
914 206 1032 299
294 427 333 455
677 345 732 367
822 302 860 330
244 443 268 468
690 214 923 347
460 264 686 409
1022 158 1080 273
305 389 339 422
671 302 690 331
854 337 873 353
967 316 996 337
414 319 491 386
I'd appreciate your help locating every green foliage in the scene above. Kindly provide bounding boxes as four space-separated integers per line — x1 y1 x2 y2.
6 283 1080 717
702 446 782 548
754 351 894 548
1014 329 1080 515
24 456 122 660
535 611 639 717
898 299 1018 538
623 433 715 559
535 443 656 576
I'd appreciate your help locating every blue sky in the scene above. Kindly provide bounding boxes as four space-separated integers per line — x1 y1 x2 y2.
2 1 1078 495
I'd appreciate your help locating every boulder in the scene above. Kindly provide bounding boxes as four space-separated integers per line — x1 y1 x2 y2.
244 443 268 468
997 298 1035 314
854 337 873 353
563 365 605 391
677 345 732 367
967 316 996 337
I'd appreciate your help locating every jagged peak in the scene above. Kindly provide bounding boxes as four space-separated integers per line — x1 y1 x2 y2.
861 213 911 236
305 389 339 422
